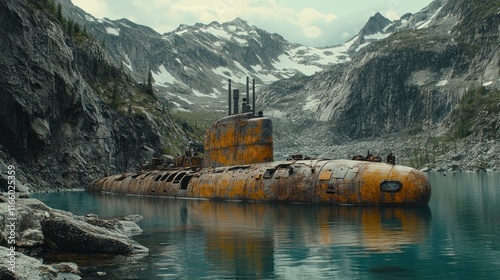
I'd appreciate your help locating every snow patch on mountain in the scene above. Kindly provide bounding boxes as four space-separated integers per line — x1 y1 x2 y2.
436 80 448 86
122 54 133 71
152 65 176 86
303 97 321 112
417 6 444 29
273 53 323 76
365 32 391 40
105 27 120 36
179 95 195 105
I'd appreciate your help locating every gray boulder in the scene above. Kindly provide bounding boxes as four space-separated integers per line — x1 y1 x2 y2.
0 197 148 255
41 216 147 254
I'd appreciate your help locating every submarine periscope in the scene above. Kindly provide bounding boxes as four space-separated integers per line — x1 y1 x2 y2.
88 78 431 206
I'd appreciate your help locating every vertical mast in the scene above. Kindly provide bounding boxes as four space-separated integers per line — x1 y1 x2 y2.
228 79 232 116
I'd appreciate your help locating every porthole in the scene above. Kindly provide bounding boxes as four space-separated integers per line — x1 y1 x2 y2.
380 180 402 192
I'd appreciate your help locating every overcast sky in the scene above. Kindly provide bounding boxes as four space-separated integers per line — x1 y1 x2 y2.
72 0 434 47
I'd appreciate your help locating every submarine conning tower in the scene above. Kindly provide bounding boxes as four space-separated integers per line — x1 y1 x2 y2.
203 78 273 168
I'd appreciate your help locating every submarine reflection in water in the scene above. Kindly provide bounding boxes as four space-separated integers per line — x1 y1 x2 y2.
88 78 431 206
178 200 431 276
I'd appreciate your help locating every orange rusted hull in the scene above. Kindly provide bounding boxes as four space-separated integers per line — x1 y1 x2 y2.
88 159 430 206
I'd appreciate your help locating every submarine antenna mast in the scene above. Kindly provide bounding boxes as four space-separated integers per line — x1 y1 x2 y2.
252 78 256 115
228 79 232 116
246 77 250 107
233 89 239 114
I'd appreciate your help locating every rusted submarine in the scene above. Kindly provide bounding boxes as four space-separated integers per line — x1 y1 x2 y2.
88 78 431 206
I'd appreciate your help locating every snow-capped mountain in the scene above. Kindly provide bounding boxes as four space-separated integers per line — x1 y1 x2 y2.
152 18 355 111
58 0 360 111
59 0 455 113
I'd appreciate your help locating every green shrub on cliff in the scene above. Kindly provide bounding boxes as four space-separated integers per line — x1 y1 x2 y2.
450 86 500 139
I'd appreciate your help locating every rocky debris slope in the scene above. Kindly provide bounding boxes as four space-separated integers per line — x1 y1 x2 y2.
275 134 500 173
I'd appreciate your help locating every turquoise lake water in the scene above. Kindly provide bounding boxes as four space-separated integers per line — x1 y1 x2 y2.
32 172 500 279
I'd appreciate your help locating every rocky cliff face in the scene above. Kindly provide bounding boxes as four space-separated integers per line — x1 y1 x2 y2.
0 0 184 190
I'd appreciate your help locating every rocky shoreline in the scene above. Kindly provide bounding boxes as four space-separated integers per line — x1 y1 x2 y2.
0 195 147 279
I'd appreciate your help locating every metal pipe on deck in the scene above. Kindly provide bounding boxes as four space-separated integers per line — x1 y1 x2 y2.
246 77 250 106
252 78 255 115
228 79 232 116
233 89 239 114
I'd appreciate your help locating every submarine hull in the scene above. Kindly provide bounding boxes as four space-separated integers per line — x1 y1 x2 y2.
88 78 431 206
89 159 431 206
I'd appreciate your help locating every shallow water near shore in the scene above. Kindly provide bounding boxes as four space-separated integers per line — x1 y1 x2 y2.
32 172 500 279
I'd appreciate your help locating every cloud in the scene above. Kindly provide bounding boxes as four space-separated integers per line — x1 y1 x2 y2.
298 8 336 25
303 26 323 39
385 10 401 21
72 0 433 47
294 8 336 39
72 0 110 18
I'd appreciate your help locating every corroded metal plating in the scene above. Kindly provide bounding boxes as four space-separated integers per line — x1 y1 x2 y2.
89 159 431 206
203 112 273 167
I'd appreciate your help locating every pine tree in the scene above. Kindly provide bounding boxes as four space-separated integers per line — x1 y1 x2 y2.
74 22 81 35
66 19 74 37
46 0 56 15
147 69 154 95
93 59 99 78
112 79 119 108
56 3 63 23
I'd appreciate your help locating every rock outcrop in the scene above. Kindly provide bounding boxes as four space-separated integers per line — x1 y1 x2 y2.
0 196 147 255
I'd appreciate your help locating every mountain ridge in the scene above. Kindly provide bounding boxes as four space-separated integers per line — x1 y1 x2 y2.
57 0 381 112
